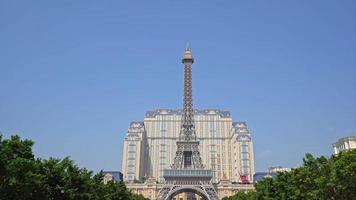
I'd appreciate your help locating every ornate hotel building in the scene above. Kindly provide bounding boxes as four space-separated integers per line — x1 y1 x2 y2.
121 48 255 199
122 109 255 193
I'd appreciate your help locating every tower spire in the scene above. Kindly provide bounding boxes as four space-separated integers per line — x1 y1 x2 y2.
181 48 195 141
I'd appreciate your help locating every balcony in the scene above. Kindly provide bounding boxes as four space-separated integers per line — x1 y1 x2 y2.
163 169 213 178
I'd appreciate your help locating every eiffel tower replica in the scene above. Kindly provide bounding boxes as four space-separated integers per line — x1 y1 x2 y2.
157 48 219 200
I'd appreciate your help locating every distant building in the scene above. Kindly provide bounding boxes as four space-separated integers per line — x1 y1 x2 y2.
332 136 356 154
103 171 123 184
253 172 276 183
268 166 291 173
253 166 291 183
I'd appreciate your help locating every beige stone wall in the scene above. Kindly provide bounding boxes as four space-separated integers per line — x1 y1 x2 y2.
126 181 255 200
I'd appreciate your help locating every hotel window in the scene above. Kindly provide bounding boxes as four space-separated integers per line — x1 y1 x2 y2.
242 152 249 159
241 143 248 152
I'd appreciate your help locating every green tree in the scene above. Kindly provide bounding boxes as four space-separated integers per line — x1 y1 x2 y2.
224 150 356 200
0 134 47 200
222 191 256 200
0 134 148 200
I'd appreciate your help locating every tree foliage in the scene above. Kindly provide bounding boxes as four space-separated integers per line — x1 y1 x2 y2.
223 150 356 200
0 134 148 200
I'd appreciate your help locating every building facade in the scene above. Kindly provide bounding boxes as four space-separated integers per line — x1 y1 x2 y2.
332 135 356 154
122 122 147 182
122 109 255 184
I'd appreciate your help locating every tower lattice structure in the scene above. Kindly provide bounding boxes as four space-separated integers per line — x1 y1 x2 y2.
157 49 219 200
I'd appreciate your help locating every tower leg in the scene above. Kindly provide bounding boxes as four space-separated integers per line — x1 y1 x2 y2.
157 183 219 200
157 184 173 200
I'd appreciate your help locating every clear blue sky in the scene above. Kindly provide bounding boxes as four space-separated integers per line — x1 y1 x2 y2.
0 1 355 173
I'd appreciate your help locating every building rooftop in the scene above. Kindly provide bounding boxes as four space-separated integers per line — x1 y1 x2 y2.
144 109 232 118
332 135 356 147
